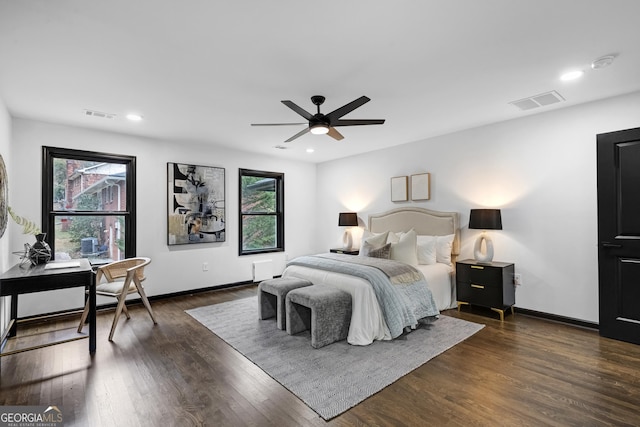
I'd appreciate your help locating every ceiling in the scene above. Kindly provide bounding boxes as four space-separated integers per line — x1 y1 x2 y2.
1 1 639 163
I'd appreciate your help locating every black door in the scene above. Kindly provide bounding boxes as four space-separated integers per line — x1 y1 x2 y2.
597 127 640 345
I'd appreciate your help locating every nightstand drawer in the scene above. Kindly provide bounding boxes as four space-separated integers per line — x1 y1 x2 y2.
456 282 503 307
457 264 503 287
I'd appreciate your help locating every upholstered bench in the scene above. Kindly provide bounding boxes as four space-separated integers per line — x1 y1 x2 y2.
285 285 352 349
258 277 313 330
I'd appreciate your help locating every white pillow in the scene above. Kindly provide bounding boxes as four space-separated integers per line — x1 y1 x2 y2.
436 234 455 266
416 235 437 265
390 229 418 266
388 230 418 244
359 231 389 257
386 231 400 244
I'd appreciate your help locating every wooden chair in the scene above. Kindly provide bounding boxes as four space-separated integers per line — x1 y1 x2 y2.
78 257 157 341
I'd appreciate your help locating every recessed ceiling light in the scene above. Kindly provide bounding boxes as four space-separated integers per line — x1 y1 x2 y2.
560 70 584 81
126 113 143 121
306 148 314 153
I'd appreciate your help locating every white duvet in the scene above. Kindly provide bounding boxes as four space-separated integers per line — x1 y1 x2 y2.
281 262 453 346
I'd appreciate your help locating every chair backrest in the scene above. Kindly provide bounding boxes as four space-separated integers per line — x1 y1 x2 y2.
99 257 151 283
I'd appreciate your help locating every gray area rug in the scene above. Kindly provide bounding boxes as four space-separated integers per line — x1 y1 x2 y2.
186 296 484 420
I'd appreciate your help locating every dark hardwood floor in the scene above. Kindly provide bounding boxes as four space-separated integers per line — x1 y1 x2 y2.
1 284 640 426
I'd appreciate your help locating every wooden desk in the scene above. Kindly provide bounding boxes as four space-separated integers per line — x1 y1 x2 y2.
0 259 96 356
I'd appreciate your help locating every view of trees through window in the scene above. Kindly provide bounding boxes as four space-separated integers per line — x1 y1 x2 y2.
239 169 284 255
43 147 135 262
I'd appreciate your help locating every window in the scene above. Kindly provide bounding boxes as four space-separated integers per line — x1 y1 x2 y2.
239 169 284 255
42 147 136 262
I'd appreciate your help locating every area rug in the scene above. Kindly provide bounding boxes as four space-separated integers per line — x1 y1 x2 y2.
186 296 484 420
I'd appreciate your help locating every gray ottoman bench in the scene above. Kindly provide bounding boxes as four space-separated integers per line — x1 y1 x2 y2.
258 277 313 330
286 285 352 349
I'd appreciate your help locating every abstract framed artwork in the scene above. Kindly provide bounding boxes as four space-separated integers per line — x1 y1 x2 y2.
411 173 431 201
167 162 225 245
391 176 408 202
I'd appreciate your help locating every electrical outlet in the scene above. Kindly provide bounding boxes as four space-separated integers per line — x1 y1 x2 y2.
513 273 522 286
202 262 209 272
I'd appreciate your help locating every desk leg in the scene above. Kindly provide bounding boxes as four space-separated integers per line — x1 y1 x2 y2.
9 294 18 337
89 274 96 355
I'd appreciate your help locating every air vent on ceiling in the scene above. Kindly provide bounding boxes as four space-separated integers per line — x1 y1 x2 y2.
84 109 116 119
274 145 288 150
509 90 565 111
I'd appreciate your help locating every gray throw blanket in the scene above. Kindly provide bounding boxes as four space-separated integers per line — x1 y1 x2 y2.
315 253 422 284
287 254 439 339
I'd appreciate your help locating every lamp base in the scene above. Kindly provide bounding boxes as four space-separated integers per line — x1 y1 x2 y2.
343 230 353 251
473 232 494 263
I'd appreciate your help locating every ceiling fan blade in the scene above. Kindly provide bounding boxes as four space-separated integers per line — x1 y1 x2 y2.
326 96 371 121
332 119 385 127
285 127 311 143
327 127 344 141
251 123 306 126
281 100 313 120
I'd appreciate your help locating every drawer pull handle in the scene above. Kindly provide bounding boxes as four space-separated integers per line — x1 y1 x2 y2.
471 284 485 289
601 242 622 248
471 265 485 270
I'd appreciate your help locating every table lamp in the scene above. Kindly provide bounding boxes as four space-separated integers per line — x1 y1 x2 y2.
469 209 502 263
338 212 358 250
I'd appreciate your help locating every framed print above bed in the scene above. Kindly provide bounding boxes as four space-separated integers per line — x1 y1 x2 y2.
391 176 408 202
411 173 431 201
167 162 225 245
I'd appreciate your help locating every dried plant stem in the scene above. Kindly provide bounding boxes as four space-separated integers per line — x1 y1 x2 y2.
7 206 41 235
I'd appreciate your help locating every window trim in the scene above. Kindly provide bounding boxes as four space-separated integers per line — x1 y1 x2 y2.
238 168 284 256
41 146 137 260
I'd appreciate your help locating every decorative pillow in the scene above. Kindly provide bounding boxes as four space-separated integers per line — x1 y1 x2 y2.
388 230 419 244
436 234 455 266
416 235 437 265
368 242 391 259
386 231 400 244
359 231 389 257
359 240 375 257
390 229 418 266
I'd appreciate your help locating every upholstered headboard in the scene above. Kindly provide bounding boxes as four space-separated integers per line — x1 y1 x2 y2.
368 207 460 262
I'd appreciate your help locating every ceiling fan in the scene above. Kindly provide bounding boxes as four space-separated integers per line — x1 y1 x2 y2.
251 95 385 142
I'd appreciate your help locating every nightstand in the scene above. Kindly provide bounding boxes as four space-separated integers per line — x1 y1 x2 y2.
329 248 359 255
456 259 515 321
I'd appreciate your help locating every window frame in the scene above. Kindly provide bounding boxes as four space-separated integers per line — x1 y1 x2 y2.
238 168 284 256
41 146 137 260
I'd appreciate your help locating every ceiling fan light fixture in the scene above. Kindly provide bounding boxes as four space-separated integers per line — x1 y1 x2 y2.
310 123 329 135
252 95 384 143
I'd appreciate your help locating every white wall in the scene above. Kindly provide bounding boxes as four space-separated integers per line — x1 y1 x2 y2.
6 91 640 322
317 91 640 323
9 118 318 316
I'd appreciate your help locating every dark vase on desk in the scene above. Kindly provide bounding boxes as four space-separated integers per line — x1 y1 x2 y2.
27 233 52 265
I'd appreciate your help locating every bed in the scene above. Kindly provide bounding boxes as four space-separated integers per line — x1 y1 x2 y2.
282 207 460 346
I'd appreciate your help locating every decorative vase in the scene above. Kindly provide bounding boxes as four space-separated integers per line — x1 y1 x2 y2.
27 233 52 265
